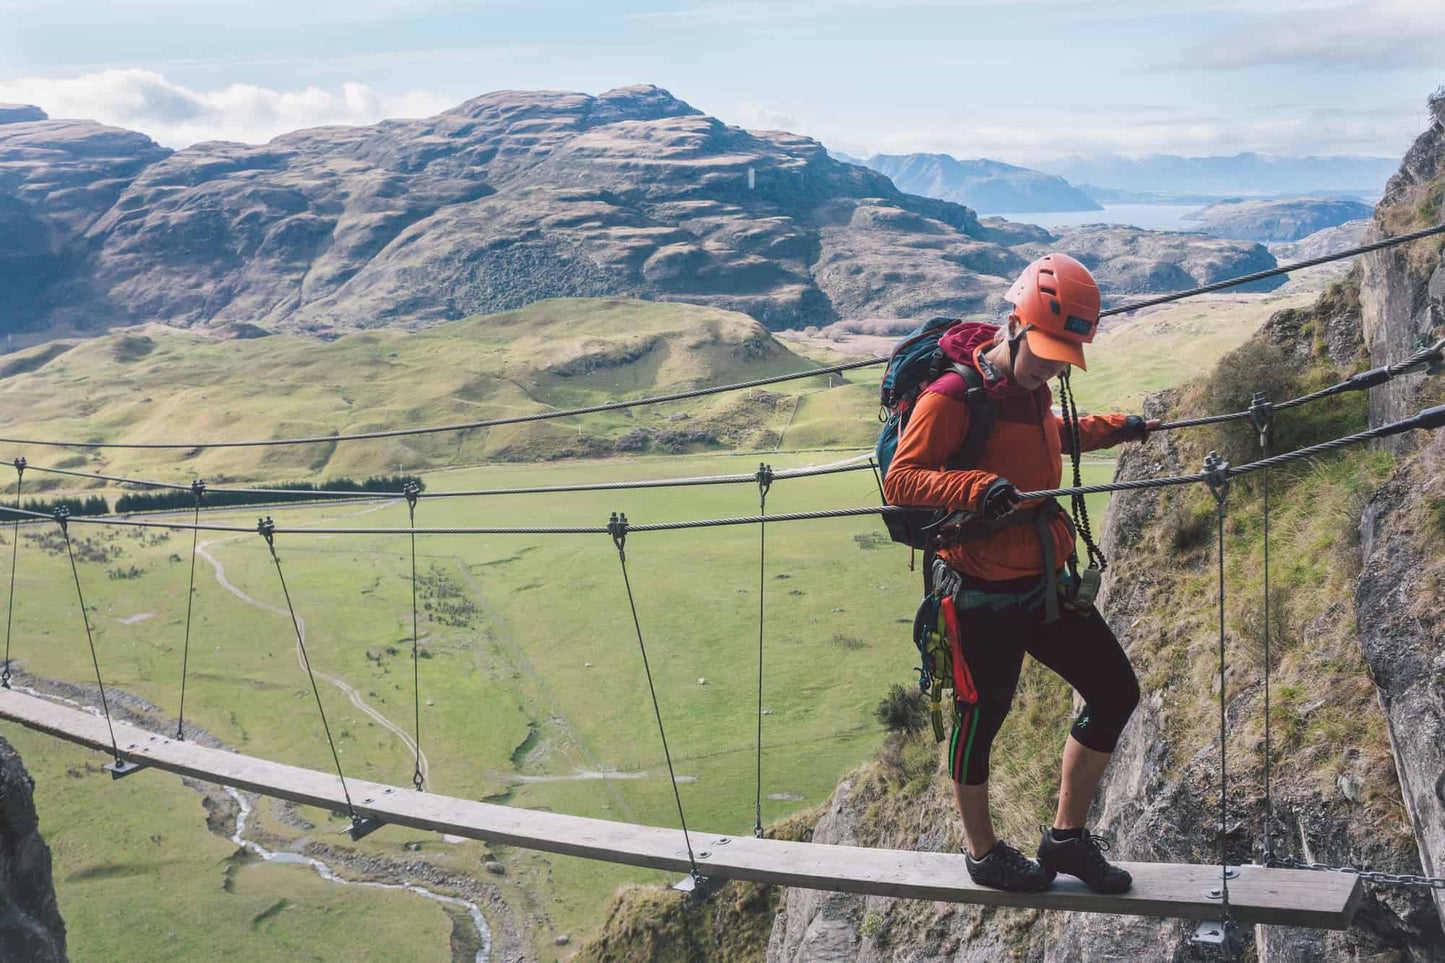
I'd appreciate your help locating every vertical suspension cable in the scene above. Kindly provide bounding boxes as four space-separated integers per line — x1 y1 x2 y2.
1251 393 1274 865
2 457 24 689
257 517 357 819
175 480 205 739
406 482 424 791
754 464 773 838
607 512 703 883
57 509 124 764
1203 452 1234 955
1058 372 1106 569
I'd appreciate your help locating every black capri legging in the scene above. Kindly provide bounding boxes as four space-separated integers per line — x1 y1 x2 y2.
948 595 1140 786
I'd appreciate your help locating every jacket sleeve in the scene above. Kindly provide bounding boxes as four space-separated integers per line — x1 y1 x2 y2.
1061 412 1132 453
881 390 999 511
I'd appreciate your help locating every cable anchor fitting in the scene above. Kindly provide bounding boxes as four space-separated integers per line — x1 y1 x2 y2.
12 456 25 482
403 481 421 512
1397 335 1445 377
52 506 69 534
1248 392 1273 450
257 516 276 549
755 463 774 499
1203 452 1230 514
607 511 628 560
190 478 206 504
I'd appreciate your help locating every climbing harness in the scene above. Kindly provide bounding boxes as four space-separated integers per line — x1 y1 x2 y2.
175 479 205 740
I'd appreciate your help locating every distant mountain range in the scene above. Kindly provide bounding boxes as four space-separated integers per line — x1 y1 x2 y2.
839 152 1100 214
1037 152 1397 198
1186 197 1375 242
0 88 1285 339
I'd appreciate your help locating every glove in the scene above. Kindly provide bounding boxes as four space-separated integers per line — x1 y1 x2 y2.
1118 415 1149 442
979 478 1021 520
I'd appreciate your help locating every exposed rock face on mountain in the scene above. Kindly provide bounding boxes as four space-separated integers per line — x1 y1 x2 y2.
1 87 1285 338
1016 225 1285 294
857 153 1100 214
0 736 66 962
1187 197 1375 242
1352 88 1445 929
1268 218 1370 262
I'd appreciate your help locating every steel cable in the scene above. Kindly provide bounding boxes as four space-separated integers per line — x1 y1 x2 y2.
57 512 124 765
2 460 24 688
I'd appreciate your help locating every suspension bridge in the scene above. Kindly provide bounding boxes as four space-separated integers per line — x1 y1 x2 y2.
3 225 1444 955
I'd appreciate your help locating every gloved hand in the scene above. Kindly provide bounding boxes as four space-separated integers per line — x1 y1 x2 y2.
1117 415 1158 442
979 478 1021 519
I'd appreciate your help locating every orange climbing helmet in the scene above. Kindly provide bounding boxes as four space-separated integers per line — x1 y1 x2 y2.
1004 253 1101 370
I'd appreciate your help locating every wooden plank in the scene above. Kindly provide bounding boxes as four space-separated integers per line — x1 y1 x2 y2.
0 688 1362 928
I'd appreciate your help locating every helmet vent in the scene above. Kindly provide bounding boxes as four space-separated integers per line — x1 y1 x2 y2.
1038 268 1056 276
1039 285 1057 295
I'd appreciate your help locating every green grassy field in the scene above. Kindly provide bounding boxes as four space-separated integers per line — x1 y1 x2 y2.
0 290 1284 960
2 448 1115 959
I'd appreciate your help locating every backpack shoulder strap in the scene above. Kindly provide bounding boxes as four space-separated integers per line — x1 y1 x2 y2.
944 365 996 472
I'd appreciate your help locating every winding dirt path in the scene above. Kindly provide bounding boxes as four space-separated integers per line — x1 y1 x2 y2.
190 500 430 785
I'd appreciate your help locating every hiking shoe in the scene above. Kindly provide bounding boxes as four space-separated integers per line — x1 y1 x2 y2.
1037 827 1133 894
964 841 1056 892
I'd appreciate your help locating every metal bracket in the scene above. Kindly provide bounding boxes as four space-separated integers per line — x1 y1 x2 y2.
348 815 384 841
257 516 276 548
672 871 726 902
12 456 25 482
1202 451 1230 511
755 463 774 499
1249 392 1273 451
607 511 628 560
403 481 420 512
190 478 206 504
1399 336 1445 377
1191 918 1237 952
104 758 146 779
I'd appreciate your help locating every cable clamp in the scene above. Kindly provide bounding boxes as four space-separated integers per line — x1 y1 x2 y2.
12 456 25 481
1248 392 1273 450
403 481 421 511
52 506 69 533
190 478 206 504
257 516 276 548
1202 452 1230 511
1394 336 1445 377
607 511 628 559
755 463 774 498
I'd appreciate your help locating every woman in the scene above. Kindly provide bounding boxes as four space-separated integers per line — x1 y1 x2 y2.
882 253 1157 893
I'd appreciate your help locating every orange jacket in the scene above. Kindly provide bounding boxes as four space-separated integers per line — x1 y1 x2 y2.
882 324 1130 581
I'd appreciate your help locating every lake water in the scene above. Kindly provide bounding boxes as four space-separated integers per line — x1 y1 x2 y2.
992 203 1205 232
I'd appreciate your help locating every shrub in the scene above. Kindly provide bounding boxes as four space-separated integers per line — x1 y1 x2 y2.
875 683 928 734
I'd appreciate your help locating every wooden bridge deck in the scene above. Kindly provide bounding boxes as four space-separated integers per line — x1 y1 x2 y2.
0 687 1362 929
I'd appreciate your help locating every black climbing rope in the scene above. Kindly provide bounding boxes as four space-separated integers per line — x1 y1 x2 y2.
257 516 358 821
57 508 124 766
2 457 25 689
175 479 205 740
754 463 774 838
1203 453 1235 958
1057 370 1106 570
406 482 424 792
607 511 704 885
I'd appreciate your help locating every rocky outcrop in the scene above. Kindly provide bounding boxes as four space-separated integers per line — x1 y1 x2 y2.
1016 225 1286 295
858 153 1101 214
1187 198 1374 242
1352 88 1445 929
1 88 1283 339
0 735 66 962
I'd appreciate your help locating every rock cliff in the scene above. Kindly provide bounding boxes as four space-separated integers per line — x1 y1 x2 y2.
1 86 1282 339
0 735 66 962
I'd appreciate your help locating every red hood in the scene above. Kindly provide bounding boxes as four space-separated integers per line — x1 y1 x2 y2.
938 322 998 365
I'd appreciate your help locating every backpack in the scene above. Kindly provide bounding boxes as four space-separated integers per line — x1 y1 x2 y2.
874 318 997 551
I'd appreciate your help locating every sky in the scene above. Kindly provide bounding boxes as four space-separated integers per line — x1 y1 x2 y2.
0 0 1441 164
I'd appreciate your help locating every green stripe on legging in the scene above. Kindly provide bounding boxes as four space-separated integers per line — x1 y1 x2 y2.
960 707 980 781
949 717 961 780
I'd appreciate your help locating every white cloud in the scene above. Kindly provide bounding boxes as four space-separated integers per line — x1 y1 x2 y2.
1176 0 1445 68
0 69 453 147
